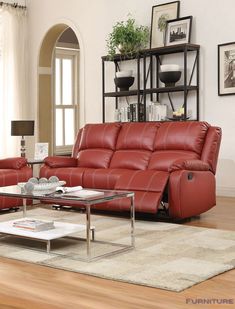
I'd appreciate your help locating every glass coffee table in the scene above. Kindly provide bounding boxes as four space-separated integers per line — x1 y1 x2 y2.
0 186 135 261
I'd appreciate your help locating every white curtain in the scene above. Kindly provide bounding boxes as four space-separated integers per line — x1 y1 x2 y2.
0 5 27 158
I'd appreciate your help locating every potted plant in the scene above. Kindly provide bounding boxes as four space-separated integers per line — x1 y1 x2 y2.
106 17 149 90
106 17 149 60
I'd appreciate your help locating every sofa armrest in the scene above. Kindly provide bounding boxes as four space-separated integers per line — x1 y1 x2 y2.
0 157 28 169
43 156 78 168
169 159 210 172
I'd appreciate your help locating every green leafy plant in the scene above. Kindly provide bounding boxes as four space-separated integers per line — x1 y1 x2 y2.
106 17 149 59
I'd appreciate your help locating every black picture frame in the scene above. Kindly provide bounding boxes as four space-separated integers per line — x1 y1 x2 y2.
218 42 235 96
150 1 180 49
165 16 192 46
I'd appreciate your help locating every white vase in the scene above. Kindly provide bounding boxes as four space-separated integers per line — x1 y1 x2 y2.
160 64 180 72
116 70 133 78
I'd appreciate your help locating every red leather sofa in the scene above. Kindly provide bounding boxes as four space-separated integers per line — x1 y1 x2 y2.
0 157 32 210
40 121 221 219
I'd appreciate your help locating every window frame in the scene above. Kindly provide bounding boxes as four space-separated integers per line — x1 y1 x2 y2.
53 47 79 155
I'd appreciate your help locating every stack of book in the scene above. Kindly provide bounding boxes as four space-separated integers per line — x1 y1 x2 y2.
12 218 54 232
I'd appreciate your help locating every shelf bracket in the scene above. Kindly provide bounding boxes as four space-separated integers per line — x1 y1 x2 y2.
167 93 175 112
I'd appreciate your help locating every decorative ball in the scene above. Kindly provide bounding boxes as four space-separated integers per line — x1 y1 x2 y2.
28 177 39 184
49 176 59 183
24 182 34 193
39 177 48 183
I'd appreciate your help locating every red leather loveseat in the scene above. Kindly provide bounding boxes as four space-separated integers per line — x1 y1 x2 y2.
40 121 221 219
0 157 32 210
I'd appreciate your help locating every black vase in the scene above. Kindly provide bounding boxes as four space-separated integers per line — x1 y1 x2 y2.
114 77 135 91
159 71 181 87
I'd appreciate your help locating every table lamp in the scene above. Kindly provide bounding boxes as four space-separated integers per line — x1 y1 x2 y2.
11 120 35 157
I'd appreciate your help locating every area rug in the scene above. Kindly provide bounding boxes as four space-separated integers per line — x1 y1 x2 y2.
0 207 234 292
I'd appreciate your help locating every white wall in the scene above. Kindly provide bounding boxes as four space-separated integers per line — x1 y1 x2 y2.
27 0 235 196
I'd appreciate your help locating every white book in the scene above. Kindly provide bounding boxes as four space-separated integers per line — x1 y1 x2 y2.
12 218 54 232
63 189 104 198
55 186 83 194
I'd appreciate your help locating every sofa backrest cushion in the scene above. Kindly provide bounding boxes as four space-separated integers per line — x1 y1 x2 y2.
79 123 121 151
148 150 200 171
116 122 159 151
154 121 209 155
110 150 151 170
78 149 113 169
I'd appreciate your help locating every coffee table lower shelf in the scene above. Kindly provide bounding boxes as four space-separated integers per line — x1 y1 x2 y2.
0 219 133 261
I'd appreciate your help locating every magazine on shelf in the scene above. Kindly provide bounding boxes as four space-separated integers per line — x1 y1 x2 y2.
12 218 54 232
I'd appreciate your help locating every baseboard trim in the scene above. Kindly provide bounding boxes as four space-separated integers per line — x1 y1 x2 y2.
216 186 235 197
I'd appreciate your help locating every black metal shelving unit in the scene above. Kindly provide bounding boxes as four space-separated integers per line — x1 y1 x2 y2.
102 43 200 122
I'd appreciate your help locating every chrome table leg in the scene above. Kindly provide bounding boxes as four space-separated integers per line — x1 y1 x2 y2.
86 205 91 259
23 198 27 217
130 194 135 247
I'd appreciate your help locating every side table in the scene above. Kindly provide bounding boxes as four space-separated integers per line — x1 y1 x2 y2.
27 159 44 168
27 159 44 177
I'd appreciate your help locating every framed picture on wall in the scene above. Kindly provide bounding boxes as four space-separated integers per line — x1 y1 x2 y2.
218 42 235 96
150 1 180 48
34 143 49 160
165 16 192 46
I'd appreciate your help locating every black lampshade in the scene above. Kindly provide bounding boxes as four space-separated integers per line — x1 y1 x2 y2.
11 120 35 136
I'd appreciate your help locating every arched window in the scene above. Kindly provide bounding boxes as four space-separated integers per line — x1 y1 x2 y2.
38 25 82 156
54 28 79 154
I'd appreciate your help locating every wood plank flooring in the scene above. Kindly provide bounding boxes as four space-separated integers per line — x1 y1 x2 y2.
0 196 234 309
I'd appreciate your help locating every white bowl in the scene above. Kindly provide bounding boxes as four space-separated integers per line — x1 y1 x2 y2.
18 180 66 191
160 64 180 72
116 70 133 78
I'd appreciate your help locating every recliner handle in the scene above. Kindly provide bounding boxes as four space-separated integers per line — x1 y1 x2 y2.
188 172 193 180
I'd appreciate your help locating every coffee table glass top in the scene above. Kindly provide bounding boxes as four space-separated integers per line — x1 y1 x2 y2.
0 185 134 205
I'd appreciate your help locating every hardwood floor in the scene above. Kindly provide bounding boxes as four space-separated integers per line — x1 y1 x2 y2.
0 197 234 309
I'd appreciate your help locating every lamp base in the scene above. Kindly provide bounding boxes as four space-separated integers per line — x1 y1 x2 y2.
20 137 26 157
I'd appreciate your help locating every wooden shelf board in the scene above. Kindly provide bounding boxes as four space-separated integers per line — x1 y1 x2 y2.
104 90 143 97
102 44 200 61
145 85 198 94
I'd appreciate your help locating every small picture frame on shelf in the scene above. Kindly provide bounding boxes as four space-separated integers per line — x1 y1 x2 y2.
218 42 235 96
165 16 192 46
150 1 180 48
34 143 48 160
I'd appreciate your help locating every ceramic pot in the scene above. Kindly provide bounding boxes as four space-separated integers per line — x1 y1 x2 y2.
159 71 181 87
114 76 135 91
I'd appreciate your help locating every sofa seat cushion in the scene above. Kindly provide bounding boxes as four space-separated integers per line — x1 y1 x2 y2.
40 166 86 187
154 121 209 155
46 170 169 214
83 168 130 190
79 123 121 150
116 122 160 151
77 149 113 168
148 150 199 171
114 170 169 192
110 150 151 170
